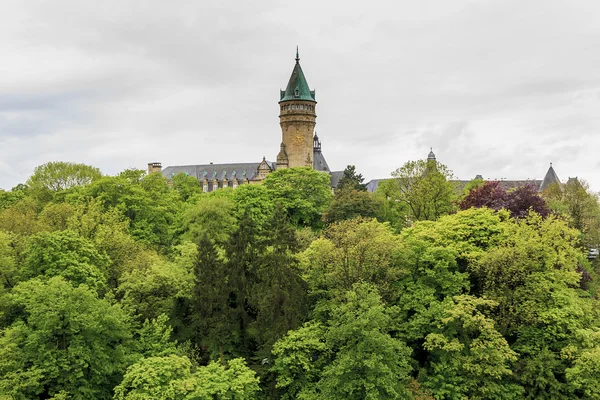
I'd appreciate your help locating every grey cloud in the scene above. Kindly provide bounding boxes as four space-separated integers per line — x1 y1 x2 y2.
0 0 599 191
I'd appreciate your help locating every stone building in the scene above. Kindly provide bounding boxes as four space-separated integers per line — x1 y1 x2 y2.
365 148 563 193
151 49 335 191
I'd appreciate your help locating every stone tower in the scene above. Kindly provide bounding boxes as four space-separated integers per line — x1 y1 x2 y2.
277 48 317 169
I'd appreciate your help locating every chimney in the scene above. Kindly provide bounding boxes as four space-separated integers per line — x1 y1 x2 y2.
148 162 162 174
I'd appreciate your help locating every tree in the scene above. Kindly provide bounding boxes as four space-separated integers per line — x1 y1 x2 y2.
0 184 28 211
0 231 17 293
171 172 202 202
0 277 133 399
470 213 593 398
322 189 384 224
503 184 550 219
336 165 366 191
114 355 260 400
21 230 111 292
263 167 332 227
178 196 237 246
119 260 193 323
27 161 102 201
302 218 404 302
373 178 410 232
272 283 413 400
390 159 456 222
79 171 181 248
250 205 308 353
461 181 550 219
185 234 237 357
423 296 520 399
459 181 506 211
0 197 47 235
544 179 600 248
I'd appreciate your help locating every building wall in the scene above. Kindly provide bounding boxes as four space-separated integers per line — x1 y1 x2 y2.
279 101 316 168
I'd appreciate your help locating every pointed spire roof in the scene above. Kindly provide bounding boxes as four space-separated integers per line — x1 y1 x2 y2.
280 47 316 102
539 162 560 191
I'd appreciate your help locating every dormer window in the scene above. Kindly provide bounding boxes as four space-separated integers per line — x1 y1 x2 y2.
294 88 300 97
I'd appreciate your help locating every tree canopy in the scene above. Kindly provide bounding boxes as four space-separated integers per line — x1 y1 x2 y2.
0 161 599 399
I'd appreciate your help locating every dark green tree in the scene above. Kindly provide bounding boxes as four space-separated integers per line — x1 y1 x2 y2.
336 165 366 191
251 204 308 353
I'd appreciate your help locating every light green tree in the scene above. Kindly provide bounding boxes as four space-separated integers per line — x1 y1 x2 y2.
21 230 111 292
26 161 102 202
390 159 456 222
301 218 405 302
0 277 133 399
114 355 260 400
263 166 332 227
272 283 412 400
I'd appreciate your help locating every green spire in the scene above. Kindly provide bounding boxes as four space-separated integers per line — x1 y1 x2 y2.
280 47 316 102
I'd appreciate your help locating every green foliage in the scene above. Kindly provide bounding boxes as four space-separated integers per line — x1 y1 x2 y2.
250 205 308 352
263 167 332 227
0 185 28 211
544 179 600 248
336 165 366 191
373 178 410 232
0 277 132 399
114 355 260 400
179 196 237 246
390 159 456 222
119 260 193 322
0 197 47 235
0 231 17 292
272 283 412 399
302 218 404 303
323 189 384 223
171 172 203 202
79 171 180 248
26 161 102 202
423 296 520 399
2 162 599 399
21 230 111 292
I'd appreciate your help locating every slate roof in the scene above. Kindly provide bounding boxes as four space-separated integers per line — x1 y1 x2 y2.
162 161 276 182
280 49 316 103
330 171 344 188
539 164 560 191
365 179 385 193
313 149 330 172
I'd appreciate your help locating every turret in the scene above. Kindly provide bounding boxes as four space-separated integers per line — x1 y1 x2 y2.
278 47 317 169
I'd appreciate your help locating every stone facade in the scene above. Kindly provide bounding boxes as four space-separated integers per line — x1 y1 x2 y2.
278 101 316 168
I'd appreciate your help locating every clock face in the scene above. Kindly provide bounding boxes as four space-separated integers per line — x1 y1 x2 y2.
292 131 304 148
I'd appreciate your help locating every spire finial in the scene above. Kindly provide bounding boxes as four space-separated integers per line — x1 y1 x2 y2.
295 46 299 63
550 162 553 167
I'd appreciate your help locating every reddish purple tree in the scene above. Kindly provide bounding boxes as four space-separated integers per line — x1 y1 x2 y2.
460 181 550 218
459 181 506 210
503 184 550 218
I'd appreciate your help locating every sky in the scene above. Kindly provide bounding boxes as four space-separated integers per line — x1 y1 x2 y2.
1 0 599 191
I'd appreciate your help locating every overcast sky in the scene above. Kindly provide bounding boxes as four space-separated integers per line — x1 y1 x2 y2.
1 0 599 191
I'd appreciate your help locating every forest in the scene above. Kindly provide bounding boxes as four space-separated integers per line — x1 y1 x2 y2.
0 160 600 399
